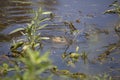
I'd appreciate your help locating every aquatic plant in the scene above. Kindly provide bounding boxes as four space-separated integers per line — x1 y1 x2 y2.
0 48 52 80
0 8 53 80
62 46 88 66
50 66 87 80
9 8 51 56
61 46 81 66
115 23 120 38
104 0 120 16
89 74 112 80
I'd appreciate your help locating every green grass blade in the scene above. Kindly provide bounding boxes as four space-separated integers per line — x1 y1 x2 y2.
9 28 25 35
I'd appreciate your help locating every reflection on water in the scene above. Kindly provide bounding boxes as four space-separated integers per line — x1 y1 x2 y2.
0 0 120 79
0 0 59 29
0 0 32 31
0 0 59 41
36 0 59 10
0 0 34 42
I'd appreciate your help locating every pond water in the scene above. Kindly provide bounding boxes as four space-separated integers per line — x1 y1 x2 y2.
0 0 120 79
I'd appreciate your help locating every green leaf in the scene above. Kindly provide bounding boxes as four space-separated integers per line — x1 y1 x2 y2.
42 11 52 15
40 37 50 40
9 28 25 35
38 8 43 14
40 51 50 62
38 24 48 30
3 63 8 69
75 46 79 53
36 51 50 64
39 18 50 23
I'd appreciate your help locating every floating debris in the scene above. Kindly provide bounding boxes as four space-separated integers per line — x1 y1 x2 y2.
97 41 120 62
69 52 80 59
70 72 87 79
51 36 68 43
104 1 120 16
86 14 94 18
50 67 87 79
76 19 81 23
80 51 88 64
64 21 78 34
115 23 120 37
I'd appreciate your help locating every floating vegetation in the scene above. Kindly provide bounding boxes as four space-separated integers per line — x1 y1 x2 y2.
115 23 120 38
75 19 81 23
97 41 120 62
69 52 80 59
51 36 68 43
62 46 88 66
62 46 80 60
50 66 87 79
88 73 112 80
64 21 79 35
50 67 112 80
80 51 88 64
104 0 120 16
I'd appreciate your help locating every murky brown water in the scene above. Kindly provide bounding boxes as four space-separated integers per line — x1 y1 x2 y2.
0 0 120 79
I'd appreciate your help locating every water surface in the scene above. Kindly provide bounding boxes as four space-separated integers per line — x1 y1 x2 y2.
0 0 120 79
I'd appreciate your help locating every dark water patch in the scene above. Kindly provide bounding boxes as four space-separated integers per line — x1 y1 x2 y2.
0 0 33 33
